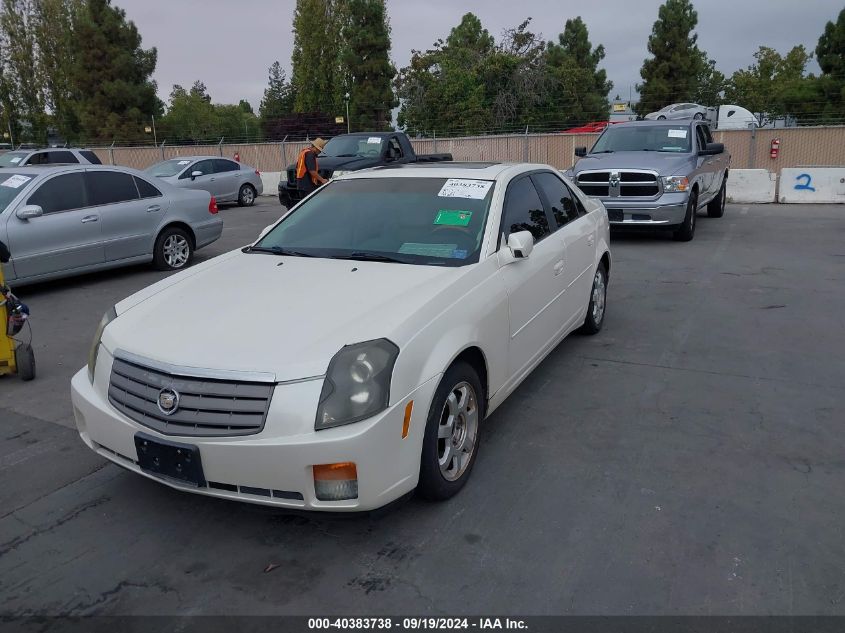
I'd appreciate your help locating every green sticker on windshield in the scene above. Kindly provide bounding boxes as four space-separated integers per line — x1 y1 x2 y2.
434 210 472 226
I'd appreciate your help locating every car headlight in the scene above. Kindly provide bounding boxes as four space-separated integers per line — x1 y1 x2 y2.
315 339 399 430
331 170 352 178
661 176 689 192
88 307 117 382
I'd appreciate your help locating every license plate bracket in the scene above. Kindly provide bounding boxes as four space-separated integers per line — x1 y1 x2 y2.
134 432 206 488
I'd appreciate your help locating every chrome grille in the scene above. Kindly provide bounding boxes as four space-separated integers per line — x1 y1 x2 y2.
577 170 660 198
108 357 274 437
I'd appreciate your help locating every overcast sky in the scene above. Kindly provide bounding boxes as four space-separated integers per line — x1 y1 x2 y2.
117 0 840 110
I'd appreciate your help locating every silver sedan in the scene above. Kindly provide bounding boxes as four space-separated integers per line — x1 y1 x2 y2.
0 165 223 286
644 103 708 121
145 156 263 207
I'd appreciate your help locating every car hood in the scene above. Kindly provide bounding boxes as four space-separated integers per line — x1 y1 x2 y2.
104 252 461 382
574 151 693 176
288 155 385 173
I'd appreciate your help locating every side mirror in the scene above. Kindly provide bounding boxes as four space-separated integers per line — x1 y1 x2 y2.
16 204 43 220
574 147 587 158
258 225 274 240
507 230 534 260
191 170 203 180
699 142 724 156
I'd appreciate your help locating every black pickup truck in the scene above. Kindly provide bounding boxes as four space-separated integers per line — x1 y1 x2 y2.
278 131 452 207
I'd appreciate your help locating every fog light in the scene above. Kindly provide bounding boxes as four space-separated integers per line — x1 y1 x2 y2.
313 462 358 501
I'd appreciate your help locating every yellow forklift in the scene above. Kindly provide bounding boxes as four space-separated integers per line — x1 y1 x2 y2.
0 242 35 381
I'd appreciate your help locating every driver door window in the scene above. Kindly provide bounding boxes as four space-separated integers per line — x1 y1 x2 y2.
500 176 553 245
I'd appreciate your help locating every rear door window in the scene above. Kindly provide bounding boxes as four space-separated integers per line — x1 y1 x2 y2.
79 150 102 165
46 150 79 164
532 172 582 228
134 176 162 199
86 171 140 206
213 159 240 173
28 173 88 213
500 176 553 244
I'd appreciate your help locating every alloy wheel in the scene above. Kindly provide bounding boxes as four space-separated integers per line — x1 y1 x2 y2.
437 381 479 482
163 235 190 268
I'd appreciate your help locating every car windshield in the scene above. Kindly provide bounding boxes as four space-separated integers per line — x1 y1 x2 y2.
591 125 692 153
0 172 33 214
252 177 495 266
321 136 384 158
145 159 193 177
0 152 29 168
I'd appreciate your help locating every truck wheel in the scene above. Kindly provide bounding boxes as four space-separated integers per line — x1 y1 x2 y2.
278 191 293 209
673 192 697 242
418 361 483 501
707 180 726 218
15 343 35 381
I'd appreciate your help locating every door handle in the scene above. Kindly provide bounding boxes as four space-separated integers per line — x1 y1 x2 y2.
553 260 565 276
81 215 99 223
146 205 161 213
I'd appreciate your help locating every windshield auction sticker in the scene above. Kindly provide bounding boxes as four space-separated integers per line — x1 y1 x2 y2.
367 137 382 144
668 129 688 138
438 179 492 199
0 174 32 188
434 210 472 226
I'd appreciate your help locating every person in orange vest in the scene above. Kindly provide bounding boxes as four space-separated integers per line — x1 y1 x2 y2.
296 138 329 196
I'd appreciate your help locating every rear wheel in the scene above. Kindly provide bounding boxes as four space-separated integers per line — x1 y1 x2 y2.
673 192 698 242
657 115 666 120
707 179 726 218
418 361 483 501
153 227 193 271
238 184 256 207
694 112 704 120
15 343 35 381
579 262 608 335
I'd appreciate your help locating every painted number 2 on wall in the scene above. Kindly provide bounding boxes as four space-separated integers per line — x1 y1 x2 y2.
794 173 816 192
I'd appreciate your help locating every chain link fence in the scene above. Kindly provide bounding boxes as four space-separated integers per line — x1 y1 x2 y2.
87 127 845 173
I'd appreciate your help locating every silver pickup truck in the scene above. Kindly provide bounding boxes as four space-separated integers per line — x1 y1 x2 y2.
567 120 730 242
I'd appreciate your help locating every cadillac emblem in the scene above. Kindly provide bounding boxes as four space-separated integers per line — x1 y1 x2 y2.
157 388 180 416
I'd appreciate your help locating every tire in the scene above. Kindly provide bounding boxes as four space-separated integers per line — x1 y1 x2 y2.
153 226 193 271
694 112 704 120
418 361 484 501
15 343 35 381
238 184 256 207
673 191 698 242
657 115 666 120
579 262 608 335
707 179 726 218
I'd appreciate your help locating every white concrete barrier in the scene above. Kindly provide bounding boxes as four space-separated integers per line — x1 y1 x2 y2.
260 171 282 196
779 167 845 203
726 169 777 203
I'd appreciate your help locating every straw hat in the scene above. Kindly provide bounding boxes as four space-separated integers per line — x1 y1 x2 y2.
311 138 327 151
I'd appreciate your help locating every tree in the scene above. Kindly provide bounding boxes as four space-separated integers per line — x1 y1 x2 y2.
259 60 295 133
215 103 261 141
543 16 612 127
1 0 47 143
343 0 396 130
71 0 161 142
724 46 813 124
396 13 495 135
815 8 845 122
32 0 81 142
636 0 716 115
161 83 218 142
290 0 346 115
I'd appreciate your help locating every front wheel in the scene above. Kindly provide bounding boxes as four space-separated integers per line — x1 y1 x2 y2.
673 192 698 242
153 226 194 271
579 262 608 335
238 184 256 207
694 112 704 120
418 362 484 501
707 179 726 218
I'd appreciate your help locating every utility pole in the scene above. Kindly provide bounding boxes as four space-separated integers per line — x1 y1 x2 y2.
151 115 157 146
344 92 351 134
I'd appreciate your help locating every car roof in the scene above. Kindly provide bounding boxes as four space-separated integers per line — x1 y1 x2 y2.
613 120 697 129
340 162 553 181
158 155 232 162
1 164 150 177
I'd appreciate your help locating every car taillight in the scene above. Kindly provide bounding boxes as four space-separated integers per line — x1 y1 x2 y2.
209 196 218 214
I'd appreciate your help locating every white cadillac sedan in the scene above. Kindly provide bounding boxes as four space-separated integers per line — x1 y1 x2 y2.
70 162 611 511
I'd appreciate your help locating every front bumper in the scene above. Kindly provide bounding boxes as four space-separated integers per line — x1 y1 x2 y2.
602 194 688 226
71 349 440 512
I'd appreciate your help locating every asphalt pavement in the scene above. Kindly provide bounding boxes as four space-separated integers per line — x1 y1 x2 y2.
1 199 844 616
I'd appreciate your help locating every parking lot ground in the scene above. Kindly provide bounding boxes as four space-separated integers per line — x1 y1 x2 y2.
1 200 844 615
